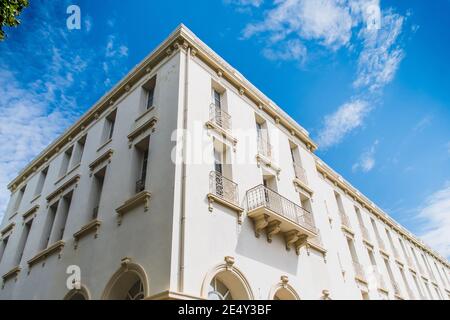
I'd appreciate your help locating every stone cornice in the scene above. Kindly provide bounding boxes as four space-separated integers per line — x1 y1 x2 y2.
45 174 80 203
89 149 114 172
315 158 450 269
22 205 39 221
8 24 316 193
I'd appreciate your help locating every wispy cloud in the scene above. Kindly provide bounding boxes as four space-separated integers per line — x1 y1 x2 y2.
317 99 370 148
352 139 379 172
0 2 130 221
413 115 433 132
230 0 409 148
416 182 450 259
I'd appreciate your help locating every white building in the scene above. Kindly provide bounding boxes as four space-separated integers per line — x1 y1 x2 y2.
0 25 448 300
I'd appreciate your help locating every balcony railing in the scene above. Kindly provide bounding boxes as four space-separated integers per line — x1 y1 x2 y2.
257 136 272 159
339 211 351 229
209 104 232 132
246 185 316 234
135 178 145 194
353 261 366 281
361 225 371 242
209 171 239 206
293 163 308 185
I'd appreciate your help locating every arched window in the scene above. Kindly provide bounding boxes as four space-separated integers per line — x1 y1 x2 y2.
273 287 297 300
208 277 233 300
64 287 90 300
102 259 149 300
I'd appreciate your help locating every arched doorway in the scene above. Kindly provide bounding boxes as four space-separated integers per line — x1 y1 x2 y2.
102 258 149 300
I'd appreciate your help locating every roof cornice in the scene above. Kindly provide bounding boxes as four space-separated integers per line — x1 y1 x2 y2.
8 24 317 192
315 158 450 268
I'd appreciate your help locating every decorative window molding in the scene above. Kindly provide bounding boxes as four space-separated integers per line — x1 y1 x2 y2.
1 222 15 238
46 174 80 204
127 116 157 148
293 178 314 196
115 191 151 226
73 219 101 249
255 153 281 178
89 149 114 174
2 266 21 285
27 240 65 268
22 205 39 223
207 193 244 224
97 138 112 152
135 106 155 124
341 225 355 237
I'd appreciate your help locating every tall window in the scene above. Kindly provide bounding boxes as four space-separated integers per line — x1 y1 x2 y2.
72 135 86 166
34 167 48 197
213 89 221 109
59 146 74 177
135 137 150 194
53 192 73 242
143 76 156 111
91 167 106 220
41 202 58 250
13 185 26 213
0 235 10 264
412 273 424 298
105 110 117 141
15 219 33 265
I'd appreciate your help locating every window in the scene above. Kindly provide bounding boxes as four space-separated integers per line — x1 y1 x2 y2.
255 115 271 158
72 135 86 166
208 277 232 300
15 219 33 265
134 136 150 193
143 76 156 110
12 185 26 213
398 266 412 299
334 192 345 215
90 167 106 220
104 110 117 142
41 202 58 250
34 166 48 197
59 146 74 177
383 259 398 294
213 89 221 109
412 274 423 298
0 235 10 264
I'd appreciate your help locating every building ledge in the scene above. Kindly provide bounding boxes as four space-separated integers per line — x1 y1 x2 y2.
306 240 327 257
73 219 102 248
255 153 281 176
355 276 368 285
54 163 81 186
248 206 317 255
205 120 237 148
146 290 204 300
207 193 244 224
378 287 389 294
116 191 151 225
293 178 314 196
46 174 81 203
89 149 114 173
27 240 65 268
135 106 155 124
2 265 21 284
379 248 390 258
394 294 404 300
97 138 112 152
1 222 15 237
341 225 355 236
22 205 39 221
127 116 157 146
363 238 374 248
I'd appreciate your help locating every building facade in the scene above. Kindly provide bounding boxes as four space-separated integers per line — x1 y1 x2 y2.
0 25 449 300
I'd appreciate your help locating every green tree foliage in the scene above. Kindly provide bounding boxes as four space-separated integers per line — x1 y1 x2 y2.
0 0 29 40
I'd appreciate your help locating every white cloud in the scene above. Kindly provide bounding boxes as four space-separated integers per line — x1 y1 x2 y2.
262 39 307 62
226 0 264 7
317 99 370 148
416 183 450 259
84 15 93 32
233 0 407 147
352 139 379 172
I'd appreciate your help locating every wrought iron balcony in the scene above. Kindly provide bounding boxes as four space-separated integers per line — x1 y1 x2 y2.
293 163 308 185
257 136 272 159
135 178 146 194
209 171 239 206
353 261 366 282
209 104 232 133
246 185 317 254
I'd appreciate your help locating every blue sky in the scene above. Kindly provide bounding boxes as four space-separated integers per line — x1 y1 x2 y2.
0 0 449 258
